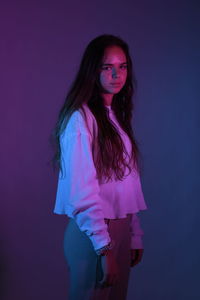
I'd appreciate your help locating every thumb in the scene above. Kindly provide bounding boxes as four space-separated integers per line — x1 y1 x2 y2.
130 249 137 260
98 256 107 285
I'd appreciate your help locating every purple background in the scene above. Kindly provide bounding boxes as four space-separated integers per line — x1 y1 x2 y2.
1 0 199 299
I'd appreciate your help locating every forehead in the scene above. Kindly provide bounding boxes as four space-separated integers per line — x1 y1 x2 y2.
102 46 127 63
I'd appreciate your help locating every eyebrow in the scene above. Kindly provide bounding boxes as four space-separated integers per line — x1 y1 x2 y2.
101 62 128 66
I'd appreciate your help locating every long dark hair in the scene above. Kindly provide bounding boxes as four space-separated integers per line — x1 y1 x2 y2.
52 34 141 182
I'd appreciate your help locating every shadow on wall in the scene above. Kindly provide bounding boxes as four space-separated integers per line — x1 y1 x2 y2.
0 238 8 300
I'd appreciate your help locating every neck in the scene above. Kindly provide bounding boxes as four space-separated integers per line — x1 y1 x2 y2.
101 93 113 106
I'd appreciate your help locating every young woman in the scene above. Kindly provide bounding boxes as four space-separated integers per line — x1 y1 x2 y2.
53 34 147 300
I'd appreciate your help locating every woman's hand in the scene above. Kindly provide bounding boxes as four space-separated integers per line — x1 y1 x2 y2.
130 249 144 267
99 250 119 287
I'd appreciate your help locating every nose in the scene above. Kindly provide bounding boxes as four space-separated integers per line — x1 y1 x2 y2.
112 68 120 78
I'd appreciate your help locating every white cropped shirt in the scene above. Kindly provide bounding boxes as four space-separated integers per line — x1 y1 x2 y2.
54 103 147 251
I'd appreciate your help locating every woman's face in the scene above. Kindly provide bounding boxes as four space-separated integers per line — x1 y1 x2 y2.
99 46 128 95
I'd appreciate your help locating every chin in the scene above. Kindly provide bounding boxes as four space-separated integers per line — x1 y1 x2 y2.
110 87 122 94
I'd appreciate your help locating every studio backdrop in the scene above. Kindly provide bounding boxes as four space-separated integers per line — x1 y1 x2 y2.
0 0 199 299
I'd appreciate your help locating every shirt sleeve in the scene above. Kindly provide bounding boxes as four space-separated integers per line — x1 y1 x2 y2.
130 213 144 249
54 118 111 251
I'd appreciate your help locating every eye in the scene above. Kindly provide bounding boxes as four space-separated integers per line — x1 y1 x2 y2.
120 65 128 70
101 66 112 71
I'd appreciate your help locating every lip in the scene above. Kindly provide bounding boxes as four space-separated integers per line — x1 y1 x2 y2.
110 82 122 86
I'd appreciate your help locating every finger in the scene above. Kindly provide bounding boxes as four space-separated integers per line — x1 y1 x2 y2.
105 274 112 287
108 273 119 286
99 273 113 288
102 275 114 288
100 275 109 288
130 259 136 267
138 252 143 261
98 272 107 286
100 271 119 287
130 251 137 261
131 257 141 267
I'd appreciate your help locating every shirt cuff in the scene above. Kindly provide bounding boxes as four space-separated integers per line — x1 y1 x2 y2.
89 229 111 251
131 235 144 249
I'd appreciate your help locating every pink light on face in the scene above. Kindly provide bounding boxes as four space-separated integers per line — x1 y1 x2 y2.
99 46 128 96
